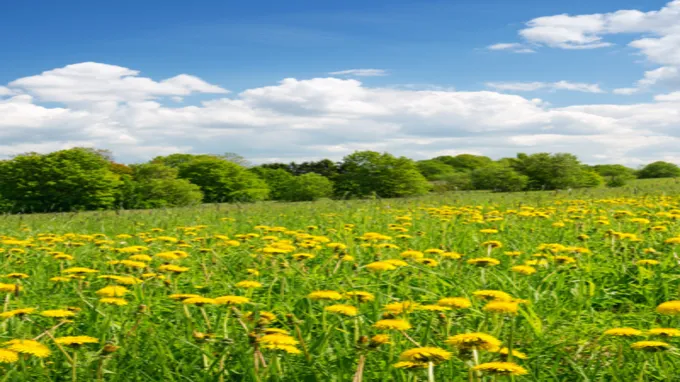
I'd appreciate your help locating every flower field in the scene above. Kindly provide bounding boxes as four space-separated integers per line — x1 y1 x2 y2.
3 184 680 381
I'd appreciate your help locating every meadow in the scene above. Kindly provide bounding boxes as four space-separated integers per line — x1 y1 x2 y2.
2 178 680 381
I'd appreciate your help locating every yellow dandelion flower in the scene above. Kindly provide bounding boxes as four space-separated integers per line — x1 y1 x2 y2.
0 308 36 319
325 304 358 316
99 298 128 306
158 264 189 273
235 281 263 289
374 319 412 331
383 301 420 315
648 328 680 337
635 259 660 266
604 328 643 337
393 361 428 369
0 349 19 363
437 297 472 309
472 362 528 376
54 336 99 346
41 309 76 318
62 267 98 275
96 286 130 297
369 334 391 347
399 347 452 364
511 265 537 275
169 293 202 300
214 296 250 305
183 297 217 306
467 258 500 267
419 305 451 312
365 262 397 272
483 301 519 315
657 301 680 315
345 291 375 302
492 347 528 359
446 333 501 350
4 339 51 358
383 259 409 267
481 241 502 249
5 273 29 279
261 344 301 354
0 283 22 293
258 334 299 346
473 290 513 302
308 290 343 301
630 341 671 352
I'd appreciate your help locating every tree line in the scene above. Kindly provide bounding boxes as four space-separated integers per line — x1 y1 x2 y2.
0 148 678 213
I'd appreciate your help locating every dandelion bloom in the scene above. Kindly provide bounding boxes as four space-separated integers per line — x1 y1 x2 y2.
244 311 277 323
467 258 500 267
446 333 501 350
472 362 528 376
492 347 528 359
0 283 21 293
419 305 451 312
554 256 576 265
235 280 263 289
603 328 643 337
635 259 660 266
50 277 72 283
169 293 202 300
398 347 452 364
158 264 190 273
308 290 343 301
62 267 98 275
383 301 419 315
630 341 671 352
0 308 36 319
656 301 680 315
369 334 391 347
4 339 51 358
99 298 128 306
258 334 299 346
481 241 502 249
96 286 130 297
648 328 680 337
345 291 375 302
261 344 302 354
472 290 513 302
437 297 472 309
41 309 76 318
383 259 408 267
183 297 217 306
393 361 428 369
366 262 397 272
215 296 250 305
511 266 537 275
0 349 19 363
6 273 29 279
54 336 99 346
374 319 412 331
325 304 358 317
483 301 519 315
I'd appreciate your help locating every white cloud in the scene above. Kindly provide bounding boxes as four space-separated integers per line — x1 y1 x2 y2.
0 86 12 96
328 69 388 77
613 87 639 95
486 81 604 93
2 62 680 165
655 91 680 101
487 43 535 53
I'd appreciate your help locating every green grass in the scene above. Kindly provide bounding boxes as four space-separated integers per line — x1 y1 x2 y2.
2 179 680 381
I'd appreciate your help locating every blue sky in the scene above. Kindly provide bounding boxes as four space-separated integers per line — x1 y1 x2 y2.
1 0 679 165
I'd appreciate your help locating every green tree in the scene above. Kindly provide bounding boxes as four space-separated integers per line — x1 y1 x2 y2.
0 148 121 212
638 161 680 179
250 167 295 200
471 165 528 192
335 151 430 198
120 163 203 209
282 173 334 201
512 153 592 190
416 160 457 180
178 157 269 202
591 164 637 187
434 154 493 172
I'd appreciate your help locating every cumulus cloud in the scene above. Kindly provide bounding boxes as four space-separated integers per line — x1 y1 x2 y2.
486 81 604 93
487 43 535 53
2 62 680 165
328 69 388 77
491 1 680 92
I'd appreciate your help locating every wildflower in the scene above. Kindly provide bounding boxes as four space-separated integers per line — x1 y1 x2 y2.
399 347 452 363
479 229 499 234
41 309 76 318
325 304 358 317
492 347 528 359
511 265 537 275
346 291 375 302
0 283 21 293
419 305 451 312
400 250 424 259
99 298 128 306
446 333 501 350
244 311 277 323
374 319 412 331
258 334 299 346
383 259 409 267
603 328 643 337
648 328 680 337
54 336 99 346
630 341 671 352
554 256 576 265
215 296 250 305
183 297 217 306
4 339 51 358
308 290 343 301
472 290 513 302
635 259 659 266
472 362 528 376
481 241 502 249
483 301 519 315
393 361 428 369
437 297 472 309
0 349 19 363
383 301 419 315
169 293 202 300
366 262 397 272
158 264 189 273
0 308 36 319
261 344 302 354
369 334 391 348
50 277 72 283
467 258 500 267
62 267 98 275
657 301 680 315
235 281 263 289
96 286 129 297
5 273 29 279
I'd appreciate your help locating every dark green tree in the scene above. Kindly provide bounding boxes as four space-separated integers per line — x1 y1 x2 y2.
250 167 296 200
282 173 334 201
434 154 493 172
470 165 528 192
512 153 591 190
638 161 680 179
120 163 203 209
416 160 457 180
178 157 269 202
591 164 637 187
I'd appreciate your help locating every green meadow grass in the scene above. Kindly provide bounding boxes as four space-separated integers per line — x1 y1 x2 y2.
1 178 680 381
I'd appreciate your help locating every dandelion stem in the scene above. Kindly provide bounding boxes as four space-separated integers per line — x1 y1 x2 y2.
427 362 435 382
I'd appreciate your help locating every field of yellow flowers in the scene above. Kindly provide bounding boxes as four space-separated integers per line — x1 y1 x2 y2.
2 184 680 381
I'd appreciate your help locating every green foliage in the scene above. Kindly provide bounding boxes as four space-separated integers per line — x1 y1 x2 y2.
471 165 529 192
576 170 604 188
335 151 431 198
592 164 637 187
0 148 121 212
433 154 493 172
121 163 203 209
440 172 474 191
513 153 592 190
281 173 334 201
416 159 457 180
638 161 680 179
178 157 269 203
250 167 296 200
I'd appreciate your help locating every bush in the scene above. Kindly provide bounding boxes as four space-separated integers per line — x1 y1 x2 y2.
282 173 334 201
250 167 295 200
441 172 474 191
638 161 680 179
120 163 203 209
0 148 121 212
